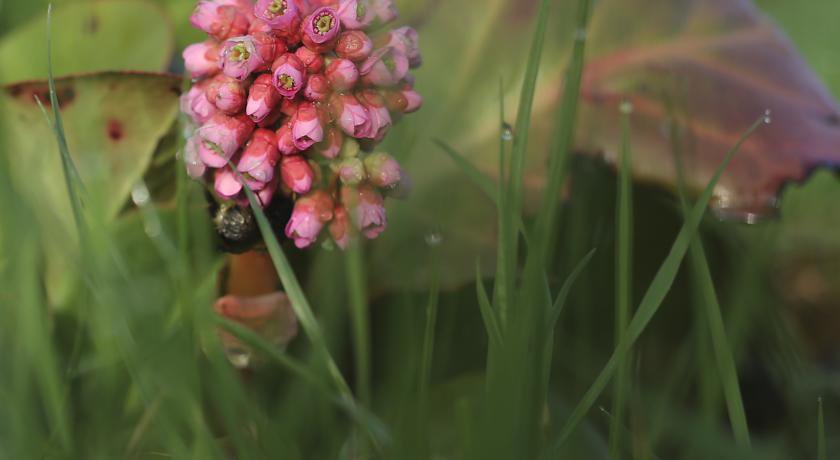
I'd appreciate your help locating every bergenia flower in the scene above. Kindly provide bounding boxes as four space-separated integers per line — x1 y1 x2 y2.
271 52 306 98
302 7 340 45
285 190 333 248
363 152 401 188
254 0 299 30
335 30 373 62
183 40 221 79
280 155 314 194
182 0 422 251
237 129 280 189
325 58 359 91
336 0 374 30
247 74 282 122
220 36 262 80
290 102 324 150
360 46 408 87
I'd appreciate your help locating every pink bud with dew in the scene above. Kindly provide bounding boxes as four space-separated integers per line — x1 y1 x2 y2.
360 46 409 87
303 74 330 101
285 190 334 248
220 35 262 80
314 127 343 159
197 113 255 168
336 0 374 30
335 30 373 62
271 52 306 98
386 27 421 68
181 81 219 125
363 152 401 188
371 0 397 23
191 2 250 41
215 166 243 199
383 85 422 114
337 158 366 185
183 135 207 178
247 74 282 122
291 102 324 150
252 31 287 70
206 74 248 114
238 129 280 189
357 90 391 141
183 40 221 79
325 59 359 91
343 185 386 239
401 87 423 113
281 155 315 194
254 0 299 30
294 46 325 73
302 7 340 45
275 122 299 155
330 93 371 138
329 205 351 249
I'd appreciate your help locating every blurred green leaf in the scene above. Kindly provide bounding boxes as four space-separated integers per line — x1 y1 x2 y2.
0 0 175 83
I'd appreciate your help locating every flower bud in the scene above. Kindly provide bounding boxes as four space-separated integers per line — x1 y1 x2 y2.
281 155 315 194
271 52 306 98
303 74 330 101
360 46 408 87
246 74 282 123
325 59 359 91
343 185 386 239
313 127 344 159
356 90 391 140
371 0 397 23
285 190 334 248
197 113 255 168
191 2 250 41
302 7 340 45
290 102 324 150
220 36 262 81
253 0 299 30
335 30 373 62
252 31 287 70
215 166 243 199
363 152 401 188
294 46 325 73
336 157 366 185
275 122 299 155
237 129 280 189
206 74 248 114
256 176 280 207
383 85 422 114
330 93 371 138
183 40 221 79
181 81 218 125
329 205 351 249
336 0 375 30
386 27 421 68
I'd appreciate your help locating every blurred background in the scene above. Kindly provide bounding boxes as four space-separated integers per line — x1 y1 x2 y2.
1 0 839 458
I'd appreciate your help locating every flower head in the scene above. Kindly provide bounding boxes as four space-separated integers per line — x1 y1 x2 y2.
183 40 221 79
386 27 421 68
343 185 386 239
220 36 262 80
191 2 250 41
290 102 324 150
181 81 219 125
325 58 359 91
330 93 371 138
285 190 333 248
360 46 408 87
335 30 373 62
197 113 254 168
302 7 340 45
280 155 314 194
238 129 280 189
363 152 401 188
303 73 330 101
336 0 374 30
254 0 299 30
246 74 282 122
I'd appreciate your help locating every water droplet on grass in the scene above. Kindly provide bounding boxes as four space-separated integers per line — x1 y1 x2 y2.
501 123 514 141
425 232 442 247
763 109 772 124
574 28 587 41
620 101 634 114
131 182 150 206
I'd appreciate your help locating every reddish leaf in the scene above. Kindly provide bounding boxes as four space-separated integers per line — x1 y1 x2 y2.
577 0 840 221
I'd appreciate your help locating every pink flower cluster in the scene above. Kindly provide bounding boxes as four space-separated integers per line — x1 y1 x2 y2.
181 0 421 249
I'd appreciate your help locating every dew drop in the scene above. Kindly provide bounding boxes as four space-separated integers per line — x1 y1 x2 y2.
131 182 151 206
763 109 772 124
574 28 588 41
619 100 634 114
501 123 514 141
425 232 442 247
144 219 162 238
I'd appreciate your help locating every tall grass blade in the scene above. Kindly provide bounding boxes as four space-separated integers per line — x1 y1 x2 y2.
476 263 504 347
346 245 372 405
817 397 826 460
545 115 766 454
609 102 633 459
548 248 596 329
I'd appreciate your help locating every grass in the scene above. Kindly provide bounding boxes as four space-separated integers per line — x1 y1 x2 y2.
1 1 837 459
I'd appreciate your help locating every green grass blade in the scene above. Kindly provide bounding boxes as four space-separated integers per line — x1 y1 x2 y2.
436 139 496 200
818 397 826 460
346 245 372 405
609 102 633 459
548 248 596 329
476 262 504 347
545 115 766 454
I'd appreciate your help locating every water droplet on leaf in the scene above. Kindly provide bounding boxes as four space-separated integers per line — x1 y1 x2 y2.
425 232 442 247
